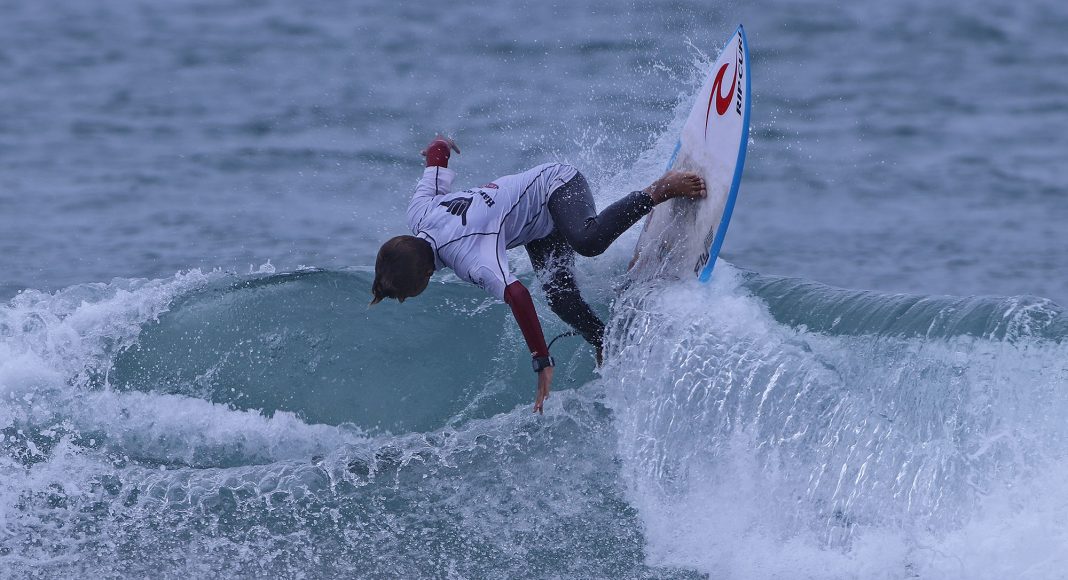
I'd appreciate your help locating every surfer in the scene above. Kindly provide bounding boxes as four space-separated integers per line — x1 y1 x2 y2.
371 135 705 413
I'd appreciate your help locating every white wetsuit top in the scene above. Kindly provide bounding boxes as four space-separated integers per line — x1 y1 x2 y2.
406 162 578 300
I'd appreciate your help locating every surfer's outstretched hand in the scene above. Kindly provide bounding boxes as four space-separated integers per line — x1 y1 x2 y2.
644 171 706 204
420 134 461 157
533 366 554 414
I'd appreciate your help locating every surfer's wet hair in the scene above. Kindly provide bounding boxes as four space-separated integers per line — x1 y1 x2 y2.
371 235 435 305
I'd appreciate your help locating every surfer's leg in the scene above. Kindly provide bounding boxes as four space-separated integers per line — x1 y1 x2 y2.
525 230 605 350
548 172 654 257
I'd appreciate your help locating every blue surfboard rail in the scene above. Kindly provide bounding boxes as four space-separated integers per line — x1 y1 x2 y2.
696 25 751 283
665 140 682 171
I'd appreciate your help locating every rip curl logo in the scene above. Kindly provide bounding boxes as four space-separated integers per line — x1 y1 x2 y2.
704 63 736 137
440 197 473 226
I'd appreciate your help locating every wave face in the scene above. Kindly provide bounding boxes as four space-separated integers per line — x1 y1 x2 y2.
0 270 655 579
3 267 1067 578
108 269 595 435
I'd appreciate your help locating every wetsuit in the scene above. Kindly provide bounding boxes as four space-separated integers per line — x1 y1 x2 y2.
407 141 654 360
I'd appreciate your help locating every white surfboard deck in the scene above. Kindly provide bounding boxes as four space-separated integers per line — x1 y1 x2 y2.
631 25 751 283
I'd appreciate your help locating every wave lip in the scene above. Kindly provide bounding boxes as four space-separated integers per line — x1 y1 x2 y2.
743 272 1068 341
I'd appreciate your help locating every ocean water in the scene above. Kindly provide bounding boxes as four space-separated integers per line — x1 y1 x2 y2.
2 0 1068 578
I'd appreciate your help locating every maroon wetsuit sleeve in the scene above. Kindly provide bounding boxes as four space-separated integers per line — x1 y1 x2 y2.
425 140 451 168
503 281 550 358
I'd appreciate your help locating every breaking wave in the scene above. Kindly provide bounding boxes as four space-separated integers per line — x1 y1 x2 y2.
1 266 1066 578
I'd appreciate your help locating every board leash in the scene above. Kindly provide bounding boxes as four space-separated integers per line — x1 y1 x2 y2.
547 330 581 350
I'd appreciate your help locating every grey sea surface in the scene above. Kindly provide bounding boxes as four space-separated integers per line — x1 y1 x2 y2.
2 1 1068 579
2 0 1066 302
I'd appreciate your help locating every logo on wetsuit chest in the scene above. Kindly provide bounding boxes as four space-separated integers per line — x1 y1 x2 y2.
440 197 473 226
473 189 496 207
454 187 497 209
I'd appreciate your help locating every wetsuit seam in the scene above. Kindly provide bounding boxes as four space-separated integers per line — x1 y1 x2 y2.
495 232 508 288
416 230 443 265
509 203 546 249
508 174 572 248
416 167 440 228
502 165 557 248
435 230 498 251
417 231 438 246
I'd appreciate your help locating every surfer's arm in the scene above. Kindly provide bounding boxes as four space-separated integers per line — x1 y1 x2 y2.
407 137 461 229
503 280 554 414
503 281 550 359
406 166 455 231
467 236 554 413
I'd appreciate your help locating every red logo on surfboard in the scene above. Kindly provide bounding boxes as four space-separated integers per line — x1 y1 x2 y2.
704 63 736 137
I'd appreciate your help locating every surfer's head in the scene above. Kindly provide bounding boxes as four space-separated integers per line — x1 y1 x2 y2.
370 236 435 305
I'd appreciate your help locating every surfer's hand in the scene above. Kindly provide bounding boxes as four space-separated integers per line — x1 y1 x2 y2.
533 366 554 414
420 134 460 157
644 171 706 204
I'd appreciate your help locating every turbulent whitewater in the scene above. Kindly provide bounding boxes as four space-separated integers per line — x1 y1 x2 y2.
4 0 1068 576
2 266 1067 578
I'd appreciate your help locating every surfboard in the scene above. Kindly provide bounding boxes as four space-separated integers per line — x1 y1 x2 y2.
631 25 751 282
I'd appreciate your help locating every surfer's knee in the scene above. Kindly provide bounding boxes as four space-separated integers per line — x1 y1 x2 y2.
542 278 571 304
569 235 609 257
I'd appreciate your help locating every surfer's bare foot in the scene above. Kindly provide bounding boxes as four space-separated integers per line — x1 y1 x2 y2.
644 171 706 204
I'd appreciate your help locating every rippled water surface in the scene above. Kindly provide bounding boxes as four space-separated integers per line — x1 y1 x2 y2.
2 0 1067 578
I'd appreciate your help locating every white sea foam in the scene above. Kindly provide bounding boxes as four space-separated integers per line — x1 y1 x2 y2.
603 266 1068 579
